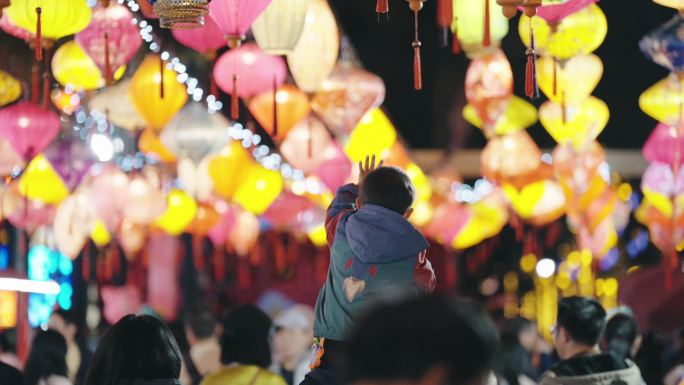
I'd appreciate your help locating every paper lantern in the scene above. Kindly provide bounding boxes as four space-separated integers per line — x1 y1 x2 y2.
503 180 566 225
207 202 238 245
262 192 320 229
452 0 509 57
552 141 605 193
453 195 509 249
129 55 188 131
17 154 69 204
640 14 684 73
533 0 596 25
52 40 125 91
233 163 283 215
54 191 97 259
286 0 339 93
228 208 260 256
315 144 353 192
481 130 541 184
539 96 609 150
172 15 225 55
280 115 333 173
139 129 177 163
90 220 111 247
252 0 309 55
344 108 397 163
89 80 147 131
208 141 254 200
151 0 210 29
124 174 167 225
578 217 617 259
642 162 684 199
0 101 60 160
0 69 21 107
537 54 603 106
307 224 327 247
519 4 607 60
643 123 684 167
75 4 141 84
425 202 470 244
177 157 214 201
463 95 537 136
249 84 311 141
155 189 198 236
640 75 684 126
5 191 55 232
406 162 433 203
44 135 94 191
0 138 23 178
118 219 147 260
464 49 513 136
208 0 272 48
89 166 130 232
187 203 221 236
213 43 287 99
160 103 231 165
50 89 82 115
311 65 386 138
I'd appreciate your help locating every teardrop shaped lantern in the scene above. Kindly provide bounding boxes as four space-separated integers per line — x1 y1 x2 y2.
208 0 273 48
248 84 311 141
213 43 288 99
52 40 126 91
641 14 684 74
161 103 231 164
0 101 60 161
150 0 210 29
172 14 225 55
252 0 309 55
89 80 147 131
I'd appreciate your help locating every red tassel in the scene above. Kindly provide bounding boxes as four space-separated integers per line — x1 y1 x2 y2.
452 26 461 54
412 10 422 91
525 50 534 98
31 64 40 104
104 32 111 85
35 7 42 61
483 0 491 47
159 56 165 99
231 74 239 120
552 57 557 96
376 0 389 14
42 70 50 109
272 75 278 138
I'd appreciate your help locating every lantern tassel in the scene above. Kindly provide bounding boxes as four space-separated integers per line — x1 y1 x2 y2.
272 74 278 138
376 0 389 17
35 7 42 61
524 19 539 100
452 24 461 54
412 10 422 91
231 74 239 120
31 64 40 104
159 56 165 99
104 32 112 85
483 0 491 47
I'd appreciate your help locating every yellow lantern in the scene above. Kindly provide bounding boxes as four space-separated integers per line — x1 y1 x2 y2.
233 163 284 215
453 195 509 249
155 189 198 236
503 180 566 225
307 223 327 247
519 4 607 61
639 75 684 126
90 220 112 247
208 141 255 200
463 95 537 135
0 70 21 107
452 0 509 57
17 154 69 204
286 0 339 93
653 0 684 9
344 108 397 163
537 54 603 105
52 41 125 91
405 162 433 203
129 55 188 131
6 0 91 41
252 0 309 55
539 96 609 150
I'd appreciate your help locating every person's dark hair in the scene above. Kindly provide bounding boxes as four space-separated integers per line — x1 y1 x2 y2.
603 314 639 360
24 330 68 385
0 333 11 353
557 296 607 347
345 295 499 385
360 167 415 215
85 315 182 385
220 304 272 368
501 317 534 341
186 307 216 340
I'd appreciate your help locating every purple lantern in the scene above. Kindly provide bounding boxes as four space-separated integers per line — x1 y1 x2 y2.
44 135 95 191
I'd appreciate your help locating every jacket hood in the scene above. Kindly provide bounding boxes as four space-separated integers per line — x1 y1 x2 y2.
540 361 643 385
346 204 429 265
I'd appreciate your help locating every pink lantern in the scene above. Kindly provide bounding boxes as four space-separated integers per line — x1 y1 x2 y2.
4 188 56 232
315 144 353 192
643 123 684 167
424 203 470 244
172 15 225 55
642 162 684 198
533 0 597 26
101 285 143 324
208 0 272 49
88 166 130 231
0 13 32 41
207 202 237 246
262 192 320 229
0 101 60 160
213 43 287 99
280 115 333 173
75 4 142 84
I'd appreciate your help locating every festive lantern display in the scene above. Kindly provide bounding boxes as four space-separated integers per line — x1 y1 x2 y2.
161 103 231 164
640 14 684 73
1 13 33 41
233 163 283 215
90 220 112 247
208 0 272 48
315 144 353 192
533 0 596 24
17 154 69 204
124 174 167 225
118 218 147 259
89 80 147 131
0 101 60 160
452 0 509 57
89 166 130 232
208 141 254 200
539 96 609 150
139 129 177 163
553 141 606 195
280 115 333 173
463 95 537 135
229 209 260 256
50 89 82 115
0 69 21 107
503 180 566 225
53 190 97 259
639 75 684 126
155 189 198 236
75 3 141 85
152 0 210 29
537 54 603 105
481 130 541 186
52 40 125 91
286 0 339 93
249 84 311 141
344 108 397 163
171 15 225 55
129 55 188 131
177 157 214 201
644 123 684 167
5 191 56 232
464 49 514 137
262 192 323 231
252 0 309 55
44 135 95 191
0 138 24 176
311 65 386 138
453 194 509 249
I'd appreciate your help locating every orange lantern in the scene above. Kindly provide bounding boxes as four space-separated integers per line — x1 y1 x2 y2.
187 203 221 236
481 130 542 187
138 129 177 163
248 84 311 141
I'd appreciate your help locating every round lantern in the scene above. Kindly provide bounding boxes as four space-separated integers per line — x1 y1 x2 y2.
88 166 130 232
453 195 509 249
208 0 273 48
0 69 21 107
52 40 125 91
286 0 339 93
17 154 69 204
252 0 309 55
213 43 287 98
172 15 225 55
161 103 231 164
315 144 353 192
129 55 188 131
344 108 397 163
539 96 609 150
481 130 541 185
503 180 566 225
89 80 147 131
464 49 513 136
124 173 167 225
0 101 60 160
644 123 684 167
533 0 596 25
552 141 605 193
208 141 254 200
452 0 509 57
233 163 284 215
537 54 603 106
229 209 260 256
311 64 386 137
248 84 311 141
151 0 210 29
463 95 537 136
75 3 142 85
1 13 33 41
177 157 214 201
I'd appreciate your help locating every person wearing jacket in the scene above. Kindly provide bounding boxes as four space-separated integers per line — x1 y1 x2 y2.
540 297 643 385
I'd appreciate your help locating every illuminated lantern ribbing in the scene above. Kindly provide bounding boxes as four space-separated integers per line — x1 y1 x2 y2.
52 41 125 91
161 103 231 164
213 43 287 99
172 15 225 55
452 0 509 57
151 0 210 29
539 96 609 150
208 142 254 200
208 0 272 48
252 0 309 55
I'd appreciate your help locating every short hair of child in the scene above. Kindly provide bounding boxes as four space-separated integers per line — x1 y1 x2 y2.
359 167 415 215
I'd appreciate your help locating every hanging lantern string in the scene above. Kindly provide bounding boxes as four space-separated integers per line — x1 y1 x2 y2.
410 1 423 91
524 18 539 100
35 7 42 61
439 0 448 47
159 55 165 99
483 0 491 47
